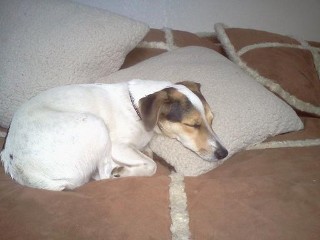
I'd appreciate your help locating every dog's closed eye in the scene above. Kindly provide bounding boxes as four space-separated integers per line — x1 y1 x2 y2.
183 123 201 129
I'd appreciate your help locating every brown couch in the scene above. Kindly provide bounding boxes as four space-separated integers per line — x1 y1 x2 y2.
1 28 319 240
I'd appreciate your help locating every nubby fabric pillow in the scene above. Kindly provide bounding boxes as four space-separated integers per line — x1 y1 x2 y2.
100 46 303 176
0 0 149 128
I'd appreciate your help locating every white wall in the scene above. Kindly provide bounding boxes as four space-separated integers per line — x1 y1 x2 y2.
74 0 320 41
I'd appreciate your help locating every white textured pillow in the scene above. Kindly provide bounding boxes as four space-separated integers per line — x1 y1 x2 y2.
0 0 149 128
100 46 303 176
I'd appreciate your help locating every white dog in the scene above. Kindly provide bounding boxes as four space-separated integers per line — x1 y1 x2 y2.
1 79 228 190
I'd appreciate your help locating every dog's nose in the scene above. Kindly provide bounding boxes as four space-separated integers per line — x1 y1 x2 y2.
214 147 228 160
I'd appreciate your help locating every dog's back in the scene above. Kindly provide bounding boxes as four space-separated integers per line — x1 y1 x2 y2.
1 83 132 190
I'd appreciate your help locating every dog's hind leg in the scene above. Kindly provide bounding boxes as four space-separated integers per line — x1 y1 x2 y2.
110 144 157 178
88 119 117 181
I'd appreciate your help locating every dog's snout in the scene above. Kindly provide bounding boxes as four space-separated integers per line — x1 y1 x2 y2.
214 147 228 160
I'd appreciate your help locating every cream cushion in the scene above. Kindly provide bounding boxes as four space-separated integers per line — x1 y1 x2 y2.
101 46 303 176
0 0 149 128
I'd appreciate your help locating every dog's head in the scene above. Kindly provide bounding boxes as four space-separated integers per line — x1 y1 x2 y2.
139 81 228 161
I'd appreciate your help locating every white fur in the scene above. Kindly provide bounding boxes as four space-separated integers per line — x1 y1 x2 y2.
1 80 166 190
1 79 216 191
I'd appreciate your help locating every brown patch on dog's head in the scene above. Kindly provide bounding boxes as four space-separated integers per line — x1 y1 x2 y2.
177 81 201 93
177 81 214 126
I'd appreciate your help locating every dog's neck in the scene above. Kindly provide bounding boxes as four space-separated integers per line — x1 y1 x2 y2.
128 79 172 110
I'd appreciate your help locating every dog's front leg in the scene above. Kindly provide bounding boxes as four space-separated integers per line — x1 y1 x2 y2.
111 144 157 178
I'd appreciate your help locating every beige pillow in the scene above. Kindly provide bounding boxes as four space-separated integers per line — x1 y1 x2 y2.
99 46 303 176
0 0 149 128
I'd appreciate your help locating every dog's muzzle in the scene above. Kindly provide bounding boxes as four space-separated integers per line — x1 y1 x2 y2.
200 137 228 162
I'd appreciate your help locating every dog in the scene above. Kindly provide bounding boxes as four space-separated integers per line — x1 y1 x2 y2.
1 79 228 190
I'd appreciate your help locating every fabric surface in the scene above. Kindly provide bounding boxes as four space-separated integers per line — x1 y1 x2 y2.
1 117 319 239
100 46 303 176
122 28 224 68
0 0 149 128
215 23 320 117
186 146 320 240
185 116 320 239
1 23 320 239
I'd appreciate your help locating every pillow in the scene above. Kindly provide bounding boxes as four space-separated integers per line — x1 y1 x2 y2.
214 23 320 117
99 46 303 176
0 0 149 128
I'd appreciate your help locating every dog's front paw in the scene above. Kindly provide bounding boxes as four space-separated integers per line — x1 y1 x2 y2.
111 166 125 178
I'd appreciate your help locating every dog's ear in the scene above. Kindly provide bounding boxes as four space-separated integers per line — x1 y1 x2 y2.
177 81 201 93
139 89 170 131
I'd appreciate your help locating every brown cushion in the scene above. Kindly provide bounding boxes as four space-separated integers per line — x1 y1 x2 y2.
1 118 320 239
185 116 320 239
215 24 320 117
0 172 171 240
122 28 224 68
186 145 320 239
